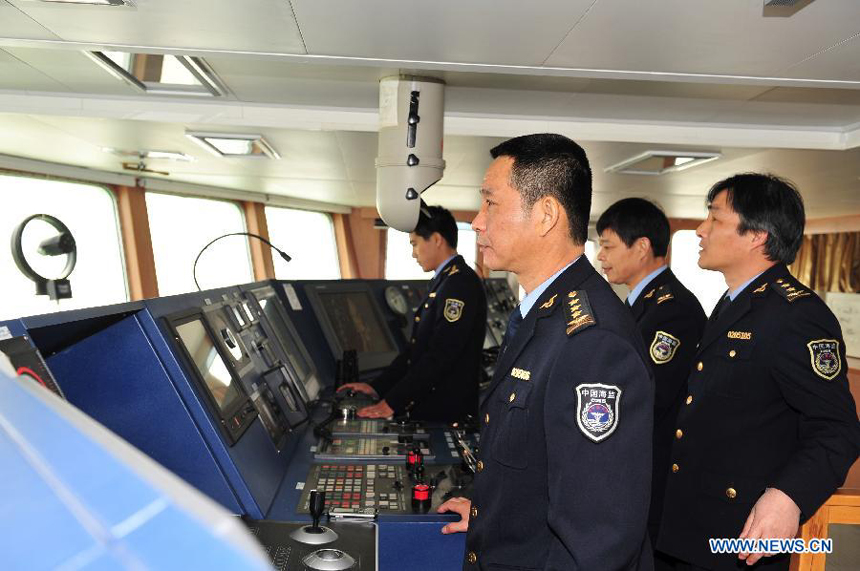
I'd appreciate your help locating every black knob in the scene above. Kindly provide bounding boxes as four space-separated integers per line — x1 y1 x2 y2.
308 490 325 531
415 464 425 483
398 435 413 444
382 446 390 455
393 480 404 490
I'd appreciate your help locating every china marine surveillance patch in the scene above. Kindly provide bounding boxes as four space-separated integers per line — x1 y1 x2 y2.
575 383 621 443
444 298 465 322
807 339 841 380
650 331 680 365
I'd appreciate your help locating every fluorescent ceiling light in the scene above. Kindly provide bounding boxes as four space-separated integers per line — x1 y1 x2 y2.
185 132 280 159
102 148 194 162
604 150 721 176
85 51 225 97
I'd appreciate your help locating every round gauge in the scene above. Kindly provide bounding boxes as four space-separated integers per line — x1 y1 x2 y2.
384 286 409 316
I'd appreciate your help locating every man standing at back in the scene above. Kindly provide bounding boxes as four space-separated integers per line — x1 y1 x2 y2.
339 205 486 422
596 197 706 561
438 134 654 570
656 173 860 570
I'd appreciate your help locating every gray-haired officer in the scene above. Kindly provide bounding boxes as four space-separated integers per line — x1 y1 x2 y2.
656 173 860 570
438 134 655 570
596 198 706 559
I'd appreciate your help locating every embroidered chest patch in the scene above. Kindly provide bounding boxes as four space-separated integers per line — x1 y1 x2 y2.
649 331 681 365
807 339 841 380
575 383 621 443
444 298 465 322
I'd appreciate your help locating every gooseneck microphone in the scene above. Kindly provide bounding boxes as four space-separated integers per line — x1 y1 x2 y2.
192 232 292 291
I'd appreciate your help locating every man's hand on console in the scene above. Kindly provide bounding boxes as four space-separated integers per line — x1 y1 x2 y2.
438 497 471 534
357 400 394 419
337 382 378 397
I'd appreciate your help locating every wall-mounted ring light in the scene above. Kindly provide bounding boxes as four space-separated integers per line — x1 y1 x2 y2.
11 214 77 301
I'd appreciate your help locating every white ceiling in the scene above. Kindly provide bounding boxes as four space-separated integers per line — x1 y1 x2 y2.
0 0 858 220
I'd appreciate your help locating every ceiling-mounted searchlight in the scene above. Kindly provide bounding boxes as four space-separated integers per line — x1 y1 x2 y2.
375 76 446 232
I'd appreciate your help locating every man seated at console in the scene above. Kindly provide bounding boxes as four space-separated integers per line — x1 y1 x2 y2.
338 205 486 422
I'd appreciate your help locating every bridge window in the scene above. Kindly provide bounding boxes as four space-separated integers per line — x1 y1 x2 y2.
385 222 477 280
670 229 726 316
0 175 127 320
146 192 253 295
265 207 341 279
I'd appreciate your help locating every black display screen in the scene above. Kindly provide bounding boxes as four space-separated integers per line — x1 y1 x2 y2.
175 318 244 414
316 290 396 354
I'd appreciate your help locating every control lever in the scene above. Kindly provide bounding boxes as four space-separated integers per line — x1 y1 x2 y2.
289 490 338 545
453 430 478 474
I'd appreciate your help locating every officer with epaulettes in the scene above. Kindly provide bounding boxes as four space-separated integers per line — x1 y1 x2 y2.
438 134 655 570
655 173 860 570
596 198 707 559
338 205 486 422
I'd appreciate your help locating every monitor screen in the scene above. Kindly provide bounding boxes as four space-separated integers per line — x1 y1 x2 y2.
315 290 397 355
175 319 244 414
253 290 321 402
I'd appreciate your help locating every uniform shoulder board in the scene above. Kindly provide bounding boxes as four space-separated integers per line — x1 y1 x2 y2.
565 290 597 336
772 277 812 303
655 284 675 305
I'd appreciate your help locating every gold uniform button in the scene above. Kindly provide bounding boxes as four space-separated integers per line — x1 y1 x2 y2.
476 460 484 472
410 339 416 344
467 552 477 564
509 392 516 402
686 395 693 405
675 429 683 439
484 413 489 424
672 463 680 473
424 303 429 309
726 487 737 500
729 350 736 358
415 316 420 322
470 506 478 518
697 362 704 371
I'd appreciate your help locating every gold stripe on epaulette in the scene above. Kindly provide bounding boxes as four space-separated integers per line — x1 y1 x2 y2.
657 293 674 304
429 292 436 298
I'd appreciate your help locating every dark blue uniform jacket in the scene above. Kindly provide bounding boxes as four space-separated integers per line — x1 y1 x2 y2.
657 264 860 570
464 257 655 571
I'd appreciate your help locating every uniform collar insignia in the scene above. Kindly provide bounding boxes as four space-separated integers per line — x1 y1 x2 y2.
643 289 655 299
752 282 768 295
565 290 597 336
446 264 460 276
539 293 558 311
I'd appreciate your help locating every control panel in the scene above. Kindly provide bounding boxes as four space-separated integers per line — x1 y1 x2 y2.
298 463 474 516
315 437 434 461
327 418 428 438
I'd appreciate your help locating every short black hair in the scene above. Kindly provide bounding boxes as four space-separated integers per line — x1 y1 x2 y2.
707 173 805 265
489 133 592 244
596 198 670 258
413 205 458 249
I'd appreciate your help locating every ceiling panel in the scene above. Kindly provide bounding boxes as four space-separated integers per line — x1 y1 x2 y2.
8 0 305 53
0 0 58 39
290 0 595 66
0 49 68 91
544 0 860 78
4 47 141 95
781 35 860 82
709 99 860 128
208 58 382 107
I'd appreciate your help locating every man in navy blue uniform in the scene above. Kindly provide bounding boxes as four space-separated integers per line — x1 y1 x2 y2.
597 198 706 557
656 174 860 570
338 205 486 422
438 134 655 570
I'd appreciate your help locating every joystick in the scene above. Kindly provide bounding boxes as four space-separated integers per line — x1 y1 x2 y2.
411 482 431 513
289 490 338 545
302 548 356 571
